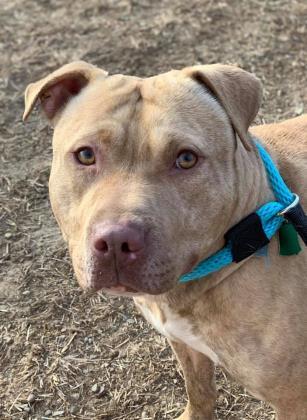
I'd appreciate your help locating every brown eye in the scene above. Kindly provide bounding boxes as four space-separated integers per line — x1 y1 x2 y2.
76 147 95 165
176 150 198 169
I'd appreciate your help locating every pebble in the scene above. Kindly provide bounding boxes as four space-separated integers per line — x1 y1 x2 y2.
110 350 119 359
217 394 224 405
91 383 107 397
91 383 100 393
97 384 107 398
5 336 13 345
70 405 78 414
45 409 52 416
4 232 12 239
27 393 36 403
295 103 304 116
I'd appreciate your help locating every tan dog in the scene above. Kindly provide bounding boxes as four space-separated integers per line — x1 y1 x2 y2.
24 62 307 420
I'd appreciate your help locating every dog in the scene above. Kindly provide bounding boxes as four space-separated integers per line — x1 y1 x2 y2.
24 61 307 419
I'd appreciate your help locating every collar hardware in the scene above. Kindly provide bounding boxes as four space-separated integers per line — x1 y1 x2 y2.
279 197 307 246
277 193 299 216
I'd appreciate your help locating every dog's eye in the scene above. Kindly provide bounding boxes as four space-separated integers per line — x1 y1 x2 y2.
176 150 198 169
76 147 95 165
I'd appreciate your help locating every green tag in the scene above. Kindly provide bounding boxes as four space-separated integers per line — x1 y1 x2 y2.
279 222 302 256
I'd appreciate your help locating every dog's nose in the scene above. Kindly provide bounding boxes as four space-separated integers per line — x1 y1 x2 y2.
92 223 145 264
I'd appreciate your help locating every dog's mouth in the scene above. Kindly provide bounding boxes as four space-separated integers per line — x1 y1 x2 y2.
105 284 141 295
83 253 200 297
82 246 198 296
89 279 141 296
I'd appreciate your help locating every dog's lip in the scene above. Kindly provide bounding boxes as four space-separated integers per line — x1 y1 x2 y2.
103 284 143 297
92 281 142 295
107 284 138 293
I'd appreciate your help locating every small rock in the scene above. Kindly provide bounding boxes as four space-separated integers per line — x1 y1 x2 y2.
70 405 78 414
217 394 224 405
71 393 79 400
110 350 119 359
4 232 12 239
52 410 64 417
45 409 52 416
278 34 289 42
27 393 36 403
141 410 149 419
97 385 107 398
91 383 100 393
23 405 31 412
295 103 304 116
4 336 13 345
22 290 30 296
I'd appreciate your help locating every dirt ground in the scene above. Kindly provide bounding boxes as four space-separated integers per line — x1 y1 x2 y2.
0 0 306 419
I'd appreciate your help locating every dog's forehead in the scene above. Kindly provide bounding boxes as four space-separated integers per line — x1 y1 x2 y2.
67 69 197 116
54 70 213 149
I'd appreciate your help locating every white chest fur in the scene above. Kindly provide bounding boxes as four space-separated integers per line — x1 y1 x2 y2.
135 299 219 365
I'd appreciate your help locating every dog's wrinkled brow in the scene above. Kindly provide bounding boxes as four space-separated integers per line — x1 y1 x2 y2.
153 129 207 155
70 124 126 148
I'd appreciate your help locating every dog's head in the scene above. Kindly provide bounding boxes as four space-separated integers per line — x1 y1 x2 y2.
24 61 261 295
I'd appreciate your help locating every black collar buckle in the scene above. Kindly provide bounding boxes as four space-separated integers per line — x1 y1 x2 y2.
225 212 270 263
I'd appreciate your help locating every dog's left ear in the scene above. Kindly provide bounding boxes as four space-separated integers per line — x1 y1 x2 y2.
183 64 262 150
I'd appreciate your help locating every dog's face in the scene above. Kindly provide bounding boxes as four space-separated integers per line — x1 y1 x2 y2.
24 61 261 295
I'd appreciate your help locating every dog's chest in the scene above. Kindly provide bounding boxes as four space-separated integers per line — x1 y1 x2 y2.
135 299 219 364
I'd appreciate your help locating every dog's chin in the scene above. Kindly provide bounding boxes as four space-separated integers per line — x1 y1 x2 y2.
85 274 177 296
86 280 142 296
103 285 143 297
91 282 172 297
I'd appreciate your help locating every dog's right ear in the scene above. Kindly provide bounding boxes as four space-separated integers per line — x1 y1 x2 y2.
23 61 108 124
